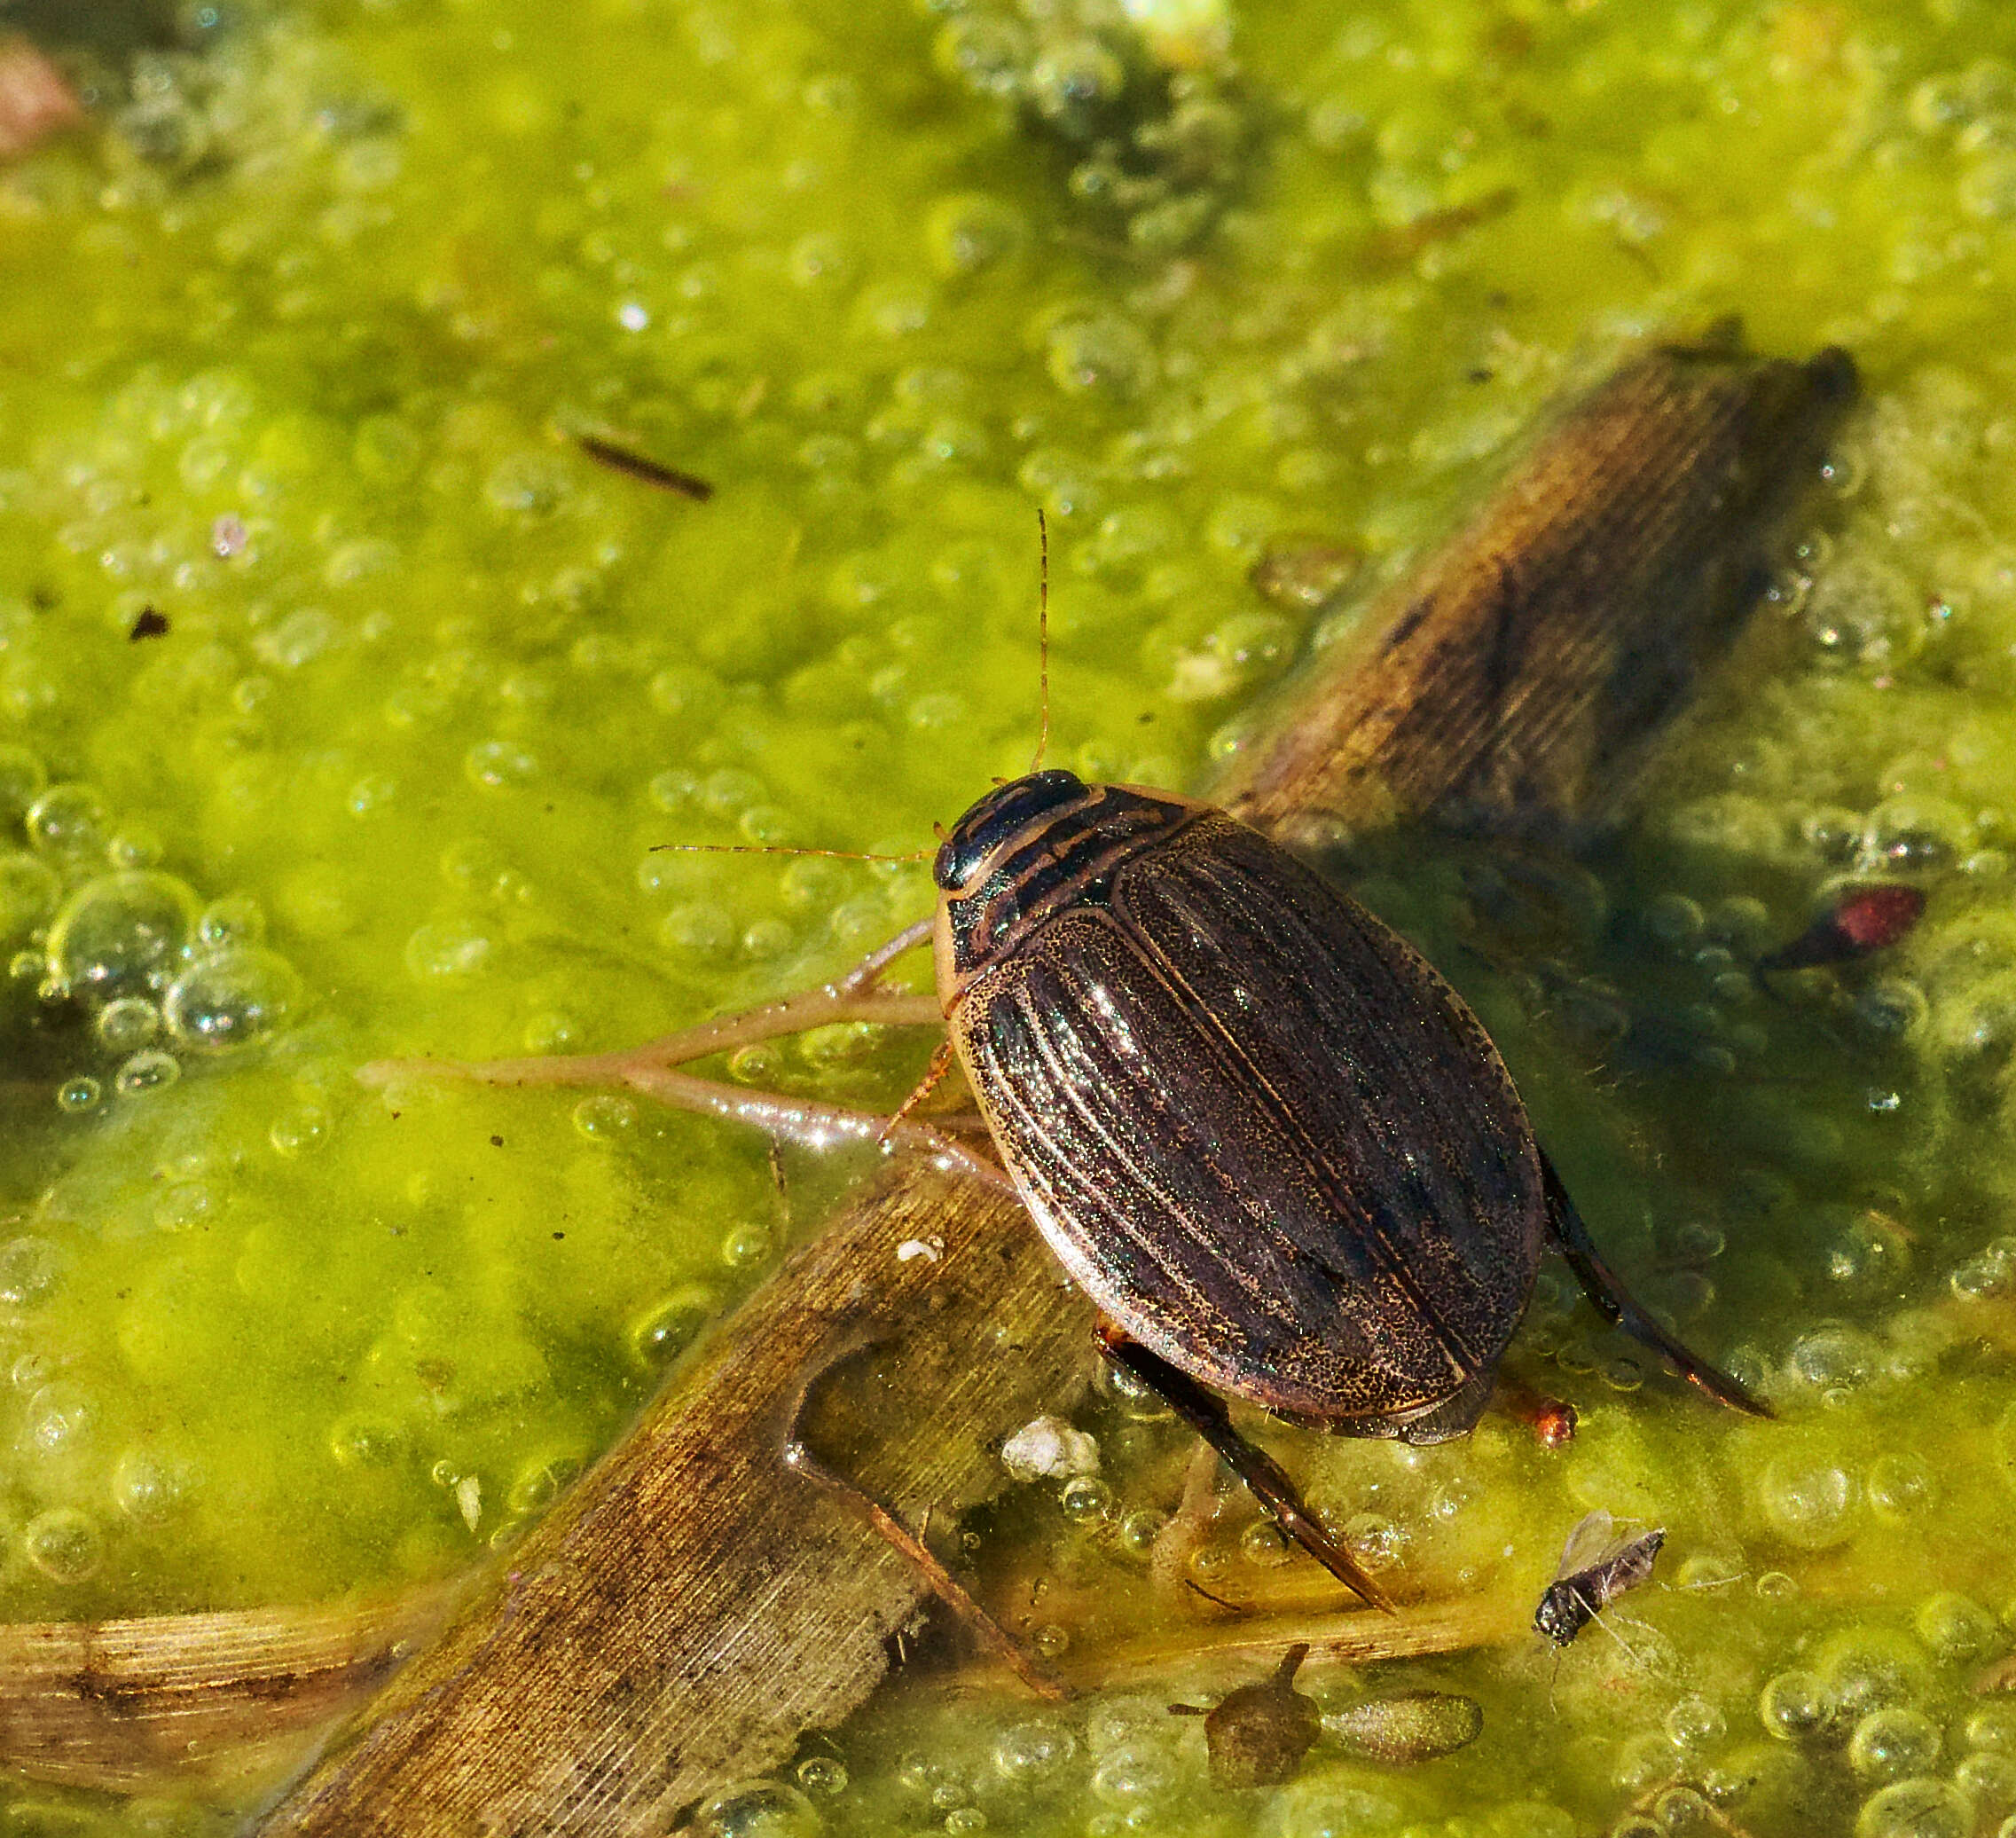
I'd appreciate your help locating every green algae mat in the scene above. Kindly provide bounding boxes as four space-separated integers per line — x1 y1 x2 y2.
4 0 2016 1833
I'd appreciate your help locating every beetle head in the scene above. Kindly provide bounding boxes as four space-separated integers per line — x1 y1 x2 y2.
934 769 1087 892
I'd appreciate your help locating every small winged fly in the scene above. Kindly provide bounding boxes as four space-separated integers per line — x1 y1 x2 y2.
1534 1510 1667 1647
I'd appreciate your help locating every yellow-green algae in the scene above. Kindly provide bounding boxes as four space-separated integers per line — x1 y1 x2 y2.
4 0 2016 1833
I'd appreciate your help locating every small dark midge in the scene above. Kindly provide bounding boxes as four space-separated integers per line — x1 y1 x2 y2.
129 606 169 640
573 433 715 502
1533 1511 1665 1646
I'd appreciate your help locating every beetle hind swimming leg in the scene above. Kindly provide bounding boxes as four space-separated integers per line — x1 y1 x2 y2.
1094 1324 1398 1615
1540 1153 1772 1419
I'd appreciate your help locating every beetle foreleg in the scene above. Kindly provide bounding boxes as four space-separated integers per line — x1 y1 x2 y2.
1094 1325 1398 1616
1540 1153 1772 1419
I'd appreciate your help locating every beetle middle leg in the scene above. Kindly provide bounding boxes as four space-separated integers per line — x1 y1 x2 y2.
781 1329 1071 1702
1540 1153 1771 1418
1094 1324 1397 1616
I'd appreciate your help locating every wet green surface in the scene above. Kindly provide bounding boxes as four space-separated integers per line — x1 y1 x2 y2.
4 0 2016 1831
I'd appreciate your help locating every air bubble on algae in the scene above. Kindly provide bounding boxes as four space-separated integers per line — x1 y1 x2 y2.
690 1779 822 1838
0 1237 64 1308
1856 1778 1969 1838
24 1508 102 1583
114 1049 180 1097
164 946 302 1049
45 869 201 1001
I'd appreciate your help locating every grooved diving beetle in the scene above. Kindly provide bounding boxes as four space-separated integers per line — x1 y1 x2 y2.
923 767 1765 1604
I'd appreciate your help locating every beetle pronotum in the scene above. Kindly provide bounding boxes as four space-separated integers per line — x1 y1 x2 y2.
370 517 1769 1614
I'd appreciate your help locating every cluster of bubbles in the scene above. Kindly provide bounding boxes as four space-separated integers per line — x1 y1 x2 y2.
1744 1622 2016 1838
925 0 1244 255
0 751 302 1119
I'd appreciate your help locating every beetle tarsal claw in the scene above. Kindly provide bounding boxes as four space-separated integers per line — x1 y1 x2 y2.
1094 1328 1397 1617
1539 1153 1773 1420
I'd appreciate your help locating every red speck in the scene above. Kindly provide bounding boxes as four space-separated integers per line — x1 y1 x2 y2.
0 39 82 161
1532 1400 1578 1448
1834 884 1926 951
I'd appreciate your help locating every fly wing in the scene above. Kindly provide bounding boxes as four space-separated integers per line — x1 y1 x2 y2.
953 813 1544 1424
1554 1510 1620 1581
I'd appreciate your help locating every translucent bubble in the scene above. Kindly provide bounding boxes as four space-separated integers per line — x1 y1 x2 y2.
1868 1453 1937 1522
25 783 110 862
1086 1695 1165 1754
114 1049 181 1097
1789 1325 1882 1392
944 1809 985 1834
1088 1744 1174 1808
404 922 493 979
1757 1454 1860 1547
1856 1778 1968 1838
1047 316 1154 397
96 996 161 1053
1241 1517 1291 1566
1821 1629 1932 1719
270 1106 330 1157
1960 153 2016 219
1060 1475 1112 1523
722 1222 773 1269
1956 1240 2016 1303
56 1077 103 1115
0 1237 63 1308
507 1451 582 1517
1667 1695 1727 1750
932 14 1029 97
1805 558 1923 668
1973 1708 2016 1762
690 1779 822 1838
926 192 1028 276
630 1286 718 1367
1854 978 1929 1040
1759 1669 1833 1741
1651 1787 1716 1835
46 871 201 1000
1956 1751 2016 1816
794 1756 847 1797
0 852 59 948
197 895 265 951
24 1508 101 1583
162 946 301 1050
112 1447 187 1523
1849 1708 1941 1779
328 1416 405 1469
1914 1591 1998 1662
25 1381 93 1455
1276 1781 1404 1838
994 1718 1077 1784
574 1095 638 1140
660 902 738 961
466 739 539 790
1030 36 1124 118
1117 1508 1164 1558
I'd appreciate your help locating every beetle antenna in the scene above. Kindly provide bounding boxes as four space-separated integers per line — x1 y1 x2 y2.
1029 507 1051 774
650 843 934 863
